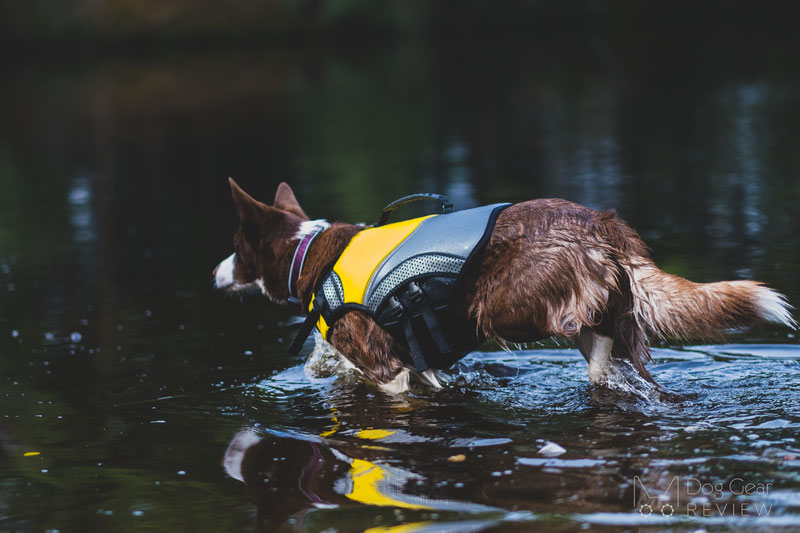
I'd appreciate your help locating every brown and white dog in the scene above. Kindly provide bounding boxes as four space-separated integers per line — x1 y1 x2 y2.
214 179 796 392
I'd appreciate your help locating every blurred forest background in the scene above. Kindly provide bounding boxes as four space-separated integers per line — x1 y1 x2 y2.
3 0 800 286
3 1 800 47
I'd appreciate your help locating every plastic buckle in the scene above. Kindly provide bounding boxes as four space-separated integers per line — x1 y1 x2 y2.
407 282 425 305
387 296 404 319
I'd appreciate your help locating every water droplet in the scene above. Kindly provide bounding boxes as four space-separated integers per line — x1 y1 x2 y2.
41 469 49 473
538 442 566 457
177 470 186 476
144 309 152 317
244 350 253 356
44 332 54 341
131 510 144 517
11 330 19 338
70 332 82 343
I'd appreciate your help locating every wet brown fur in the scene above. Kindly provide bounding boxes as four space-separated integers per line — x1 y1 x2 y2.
222 181 794 386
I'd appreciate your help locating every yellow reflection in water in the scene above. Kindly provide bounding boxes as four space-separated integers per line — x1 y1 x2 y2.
356 428 396 440
363 522 433 532
319 407 341 437
347 458 431 510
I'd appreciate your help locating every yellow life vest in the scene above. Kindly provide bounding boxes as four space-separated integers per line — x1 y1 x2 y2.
291 200 510 372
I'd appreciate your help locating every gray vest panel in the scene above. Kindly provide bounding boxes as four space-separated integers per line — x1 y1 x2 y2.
362 203 509 313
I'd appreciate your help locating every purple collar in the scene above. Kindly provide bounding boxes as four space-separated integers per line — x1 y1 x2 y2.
288 225 326 304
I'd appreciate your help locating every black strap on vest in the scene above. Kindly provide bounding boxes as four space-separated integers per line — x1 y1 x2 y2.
407 282 450 355
384 282 452 373
402 317 428 373
287 295 324 356
386 295 429 372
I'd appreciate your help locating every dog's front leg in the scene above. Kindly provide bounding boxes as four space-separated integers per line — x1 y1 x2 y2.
327 312 409 392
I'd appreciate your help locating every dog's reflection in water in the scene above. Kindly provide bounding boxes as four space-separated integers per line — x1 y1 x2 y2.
223 428 489 532
223 428 346 527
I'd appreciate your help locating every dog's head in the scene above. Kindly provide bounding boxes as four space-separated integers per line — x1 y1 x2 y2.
213 179 311 302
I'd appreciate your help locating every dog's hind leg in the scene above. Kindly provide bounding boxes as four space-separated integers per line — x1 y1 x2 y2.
577 329 614 385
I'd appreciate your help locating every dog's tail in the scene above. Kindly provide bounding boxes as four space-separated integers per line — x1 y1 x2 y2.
620 261 797 342
599 212 796 382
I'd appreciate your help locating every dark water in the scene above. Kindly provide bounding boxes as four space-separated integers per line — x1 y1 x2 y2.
2 20 800 532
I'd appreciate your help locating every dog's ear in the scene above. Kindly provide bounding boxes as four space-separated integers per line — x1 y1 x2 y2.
273 182 308 220
229 177 268 223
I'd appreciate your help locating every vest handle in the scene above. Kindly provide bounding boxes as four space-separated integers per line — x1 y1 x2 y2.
376 193 454 227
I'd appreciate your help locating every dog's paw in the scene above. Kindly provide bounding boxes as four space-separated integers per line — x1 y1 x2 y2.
590 359 663 402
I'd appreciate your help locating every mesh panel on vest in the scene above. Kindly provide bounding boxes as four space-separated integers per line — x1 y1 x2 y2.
365 254 464 312
322 272 344 309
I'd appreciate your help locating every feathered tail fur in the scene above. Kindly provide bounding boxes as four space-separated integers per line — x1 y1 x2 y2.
609 215 797 380
624 261 797 340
